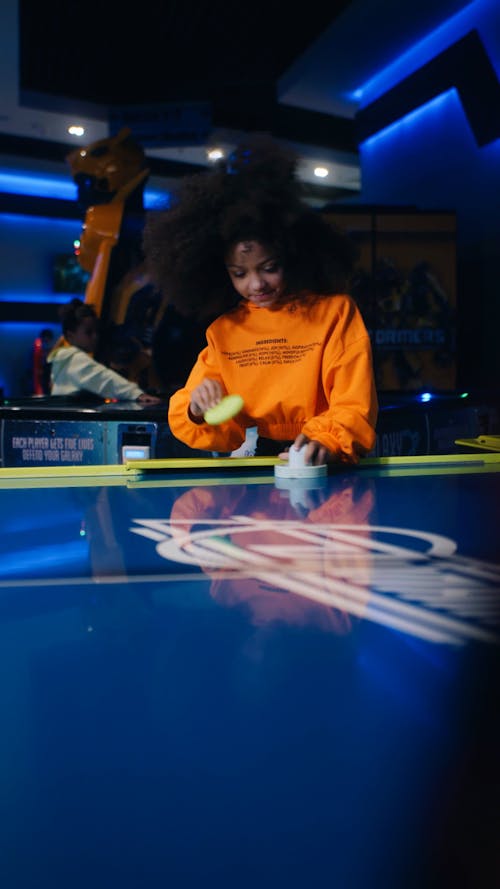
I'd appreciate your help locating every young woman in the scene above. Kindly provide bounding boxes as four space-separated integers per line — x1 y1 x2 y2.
143 137 378 463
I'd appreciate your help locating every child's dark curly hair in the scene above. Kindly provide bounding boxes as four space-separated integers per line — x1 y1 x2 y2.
142 135 358 319
59 298 97 337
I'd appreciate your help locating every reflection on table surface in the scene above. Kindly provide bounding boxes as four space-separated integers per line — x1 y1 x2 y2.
0 464 499 887
2 463 498 647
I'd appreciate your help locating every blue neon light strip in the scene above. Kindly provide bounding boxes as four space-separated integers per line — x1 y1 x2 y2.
145 190 171 209
0 171 77 200
360 90 458 148
0 212 82 229
356 0 488 107
0 323 60 333
0 292 83 305
357 27 500 148
0 170 170 207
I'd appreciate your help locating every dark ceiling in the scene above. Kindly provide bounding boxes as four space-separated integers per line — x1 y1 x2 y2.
16 0 359 170
19 1 354 107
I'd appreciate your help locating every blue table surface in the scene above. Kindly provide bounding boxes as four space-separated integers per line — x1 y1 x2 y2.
0 461 499 888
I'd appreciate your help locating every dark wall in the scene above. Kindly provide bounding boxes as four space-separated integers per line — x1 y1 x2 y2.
347 0 500 392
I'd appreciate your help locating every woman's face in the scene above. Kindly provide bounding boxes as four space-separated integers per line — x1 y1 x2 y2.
225 240 284 308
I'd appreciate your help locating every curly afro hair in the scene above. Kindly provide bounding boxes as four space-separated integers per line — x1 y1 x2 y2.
143 134 357 320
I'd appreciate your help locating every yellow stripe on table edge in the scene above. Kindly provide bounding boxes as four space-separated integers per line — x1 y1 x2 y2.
0 452 499 484
360 452 500 467
0 456 281 481
124 456 282 471
454 436 500 453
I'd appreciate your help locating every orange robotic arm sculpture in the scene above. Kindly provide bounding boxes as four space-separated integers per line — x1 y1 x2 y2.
65 128 165 388
66 127 150 318
66 127 207 395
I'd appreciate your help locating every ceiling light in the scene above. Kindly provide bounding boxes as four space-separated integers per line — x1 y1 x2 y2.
68 125 85 137
207 147 224 162
313 166 329 178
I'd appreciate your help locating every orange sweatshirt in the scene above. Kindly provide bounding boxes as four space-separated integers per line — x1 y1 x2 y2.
168 294 378 462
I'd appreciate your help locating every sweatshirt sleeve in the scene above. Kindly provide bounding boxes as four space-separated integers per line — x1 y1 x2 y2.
65 350 144 400
301 302 378 462
168 341 246 452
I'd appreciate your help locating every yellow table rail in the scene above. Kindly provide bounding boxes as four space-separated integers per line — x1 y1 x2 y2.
0 451 499 486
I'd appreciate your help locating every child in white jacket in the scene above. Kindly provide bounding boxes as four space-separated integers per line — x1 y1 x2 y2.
48 299 161 403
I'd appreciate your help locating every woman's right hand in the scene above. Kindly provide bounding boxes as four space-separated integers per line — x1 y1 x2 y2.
189 379 225 419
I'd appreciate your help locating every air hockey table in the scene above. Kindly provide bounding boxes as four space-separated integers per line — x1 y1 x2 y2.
1 452 499 888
